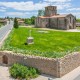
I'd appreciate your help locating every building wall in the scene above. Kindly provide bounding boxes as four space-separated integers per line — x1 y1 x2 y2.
49 18 58 29
66 14 76 29
35 17 49 28
58 18 67 30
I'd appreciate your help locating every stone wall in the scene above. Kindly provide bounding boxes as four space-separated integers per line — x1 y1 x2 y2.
59 52 80 77
0 51 59 77
0 51 80 78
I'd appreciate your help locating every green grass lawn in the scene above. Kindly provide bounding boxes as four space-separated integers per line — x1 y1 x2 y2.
2 27 80 58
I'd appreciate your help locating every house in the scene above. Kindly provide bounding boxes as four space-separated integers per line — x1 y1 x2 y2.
0 18 7 25
35 6 76 30
17 19 25 26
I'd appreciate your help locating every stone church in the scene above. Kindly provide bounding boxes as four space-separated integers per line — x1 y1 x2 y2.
35 6 76 30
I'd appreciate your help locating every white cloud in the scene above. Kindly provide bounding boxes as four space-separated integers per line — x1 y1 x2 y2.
0 7 6 12
60 12 80 18
44 0 71 2
52 2 71 10
67 8 80 11
71 12 80 18
0 1 48 11
5 12 37 17
0 1 71 11
0 9 6 12
5 12 25 16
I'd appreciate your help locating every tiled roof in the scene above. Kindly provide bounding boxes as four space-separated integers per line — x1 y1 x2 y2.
39 14 69 18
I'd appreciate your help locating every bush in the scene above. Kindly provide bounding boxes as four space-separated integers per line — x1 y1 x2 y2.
9 63 39 79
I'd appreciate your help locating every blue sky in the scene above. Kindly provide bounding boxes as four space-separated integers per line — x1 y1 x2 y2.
0 0 80 18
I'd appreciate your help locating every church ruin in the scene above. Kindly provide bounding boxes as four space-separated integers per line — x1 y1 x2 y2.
35 6 76 30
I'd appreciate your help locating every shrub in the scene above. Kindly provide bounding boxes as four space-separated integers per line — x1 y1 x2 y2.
9 63 39 79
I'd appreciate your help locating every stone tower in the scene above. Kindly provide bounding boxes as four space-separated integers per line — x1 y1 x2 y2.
45 6 57 16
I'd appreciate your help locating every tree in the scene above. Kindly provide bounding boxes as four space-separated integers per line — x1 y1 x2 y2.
14 17 19 28
76 18 80 22
38 10 45 16
24 18 32 25
31 16 36 24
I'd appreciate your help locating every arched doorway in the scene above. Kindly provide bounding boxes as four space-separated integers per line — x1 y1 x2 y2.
2 55 8 64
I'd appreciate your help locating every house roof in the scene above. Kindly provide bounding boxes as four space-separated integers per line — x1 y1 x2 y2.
17 19 24 23
39 14 72 18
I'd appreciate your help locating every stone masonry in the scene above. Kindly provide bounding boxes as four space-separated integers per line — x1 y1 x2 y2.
0 51 80 78
35 6 76 30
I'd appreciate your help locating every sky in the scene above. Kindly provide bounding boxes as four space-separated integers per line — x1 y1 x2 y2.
0 0 80 18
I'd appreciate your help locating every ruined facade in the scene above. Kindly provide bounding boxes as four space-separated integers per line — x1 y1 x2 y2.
35 6 76 30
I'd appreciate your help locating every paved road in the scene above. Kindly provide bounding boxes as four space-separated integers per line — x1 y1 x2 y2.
0 21 13 42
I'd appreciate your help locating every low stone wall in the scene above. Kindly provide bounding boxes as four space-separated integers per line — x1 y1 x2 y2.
0 51 59 77
59 52 80 77
0 51 80 78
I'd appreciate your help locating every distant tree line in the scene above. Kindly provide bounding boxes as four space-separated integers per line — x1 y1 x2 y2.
24 16 36 25
76 19 80 22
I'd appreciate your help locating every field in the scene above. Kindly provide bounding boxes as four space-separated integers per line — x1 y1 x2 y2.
2 27 80 58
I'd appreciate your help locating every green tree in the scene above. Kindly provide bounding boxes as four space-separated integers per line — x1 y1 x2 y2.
76 19 80 22
38 10 45 16
14 17 19 28
31 16 36 24
25 18 32 25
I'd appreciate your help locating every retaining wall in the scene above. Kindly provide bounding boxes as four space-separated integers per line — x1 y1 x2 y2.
0 51 80 78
